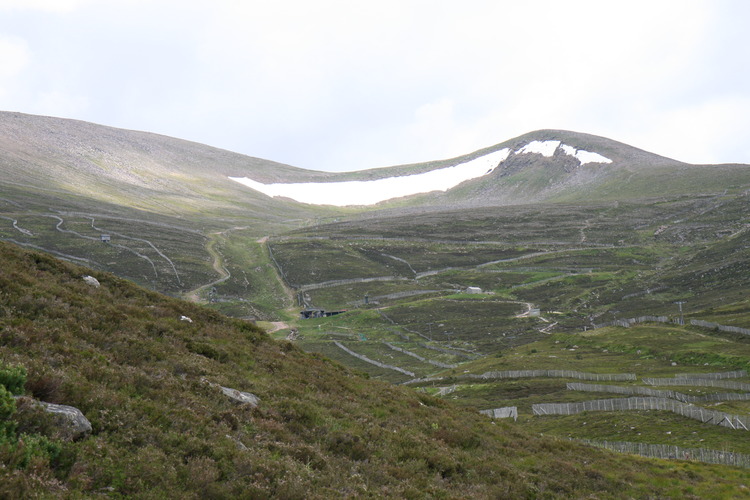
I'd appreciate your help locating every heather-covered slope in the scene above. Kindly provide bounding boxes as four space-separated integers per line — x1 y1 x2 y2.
0 240 748 498
3 111 750 309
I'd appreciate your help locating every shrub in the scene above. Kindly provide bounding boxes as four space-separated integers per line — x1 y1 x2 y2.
0 385 17 441
0 364 26 395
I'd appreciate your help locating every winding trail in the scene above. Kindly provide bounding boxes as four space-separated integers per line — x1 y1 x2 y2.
87 217 182 285
0 238 100 265
0 216 33 236
382 253 417 276
579 219 591 243
184 231 231 302
46 215 159 277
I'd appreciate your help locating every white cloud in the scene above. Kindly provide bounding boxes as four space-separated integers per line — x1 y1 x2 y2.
0 36 29 102
31 90 88 118
0 0 748 169
0 0 89 12
620 95 750 165
0 37 28 79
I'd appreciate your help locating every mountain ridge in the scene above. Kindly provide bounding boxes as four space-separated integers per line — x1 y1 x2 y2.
4 110 748 213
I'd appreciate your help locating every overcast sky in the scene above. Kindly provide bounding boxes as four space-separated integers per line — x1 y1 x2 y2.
0 0 748 172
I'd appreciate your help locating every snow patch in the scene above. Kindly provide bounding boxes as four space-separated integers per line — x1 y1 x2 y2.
515 140 560 157
571 149 612 165
230 148 510 206
560 144 577 157
518 140 612 165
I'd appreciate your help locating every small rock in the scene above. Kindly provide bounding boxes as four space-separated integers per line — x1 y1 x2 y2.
82 275 100 288
226 434 248 451
220 386 260 407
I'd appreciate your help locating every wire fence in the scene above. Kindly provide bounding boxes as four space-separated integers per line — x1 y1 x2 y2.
475 370 636 382
566 383 691 402
383 342 458 369
592 316 750 337
642 377 750 392
479 406 518 421
532 397 749 430
690 319 750 336
675 370 747 379
297 275 409 292
403 370 636 386
593 316 672 329
687 392 750 403
436 385 457 396
349 289 454 306
333 341 415 377
566 382 750 404
575 439 750 468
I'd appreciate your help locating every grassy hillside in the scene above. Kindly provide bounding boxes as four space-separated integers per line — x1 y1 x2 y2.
2 241 750 498
3 111 750 322
252 187 750 490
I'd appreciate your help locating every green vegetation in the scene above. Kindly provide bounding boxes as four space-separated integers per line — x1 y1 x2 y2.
3 242 750 497
0 362 64 484
5 113 750 495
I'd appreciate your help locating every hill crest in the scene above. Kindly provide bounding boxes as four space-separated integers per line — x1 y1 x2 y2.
2 111 735 212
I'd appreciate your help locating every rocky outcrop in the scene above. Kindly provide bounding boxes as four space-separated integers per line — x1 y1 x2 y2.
39 401 92 441
82 275 100 288
17 397 92 441
201 378 260 407
219 386 260 407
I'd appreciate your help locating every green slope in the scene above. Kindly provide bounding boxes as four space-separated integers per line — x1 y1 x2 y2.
1 240 749 498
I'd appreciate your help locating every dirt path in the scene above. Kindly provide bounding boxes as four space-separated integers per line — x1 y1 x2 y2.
265 321 290 333
184 231 231 302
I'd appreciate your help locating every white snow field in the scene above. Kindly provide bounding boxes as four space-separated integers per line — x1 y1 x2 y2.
521 141 612 165
230 148 510 206
516 140 561 157
230 141 612 206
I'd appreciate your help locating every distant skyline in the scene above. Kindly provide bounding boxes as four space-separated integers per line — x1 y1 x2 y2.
1 0 748 172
